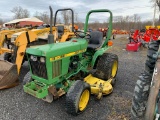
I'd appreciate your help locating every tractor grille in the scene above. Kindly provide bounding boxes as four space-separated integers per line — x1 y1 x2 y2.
53 60 62 78
29 56 48 79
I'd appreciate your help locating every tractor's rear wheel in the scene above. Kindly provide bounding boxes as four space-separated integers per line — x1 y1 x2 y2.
65 80 90 115
94 53 118 84
131 40 160 118
131 72 152 118
4 53 12 62
23 71 32 85
145 41 159 74
144 77 159 120
145 59 160 120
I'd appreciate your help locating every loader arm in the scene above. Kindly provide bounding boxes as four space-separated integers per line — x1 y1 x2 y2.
0 30 7 48
0 28 28 55
60 32 75 42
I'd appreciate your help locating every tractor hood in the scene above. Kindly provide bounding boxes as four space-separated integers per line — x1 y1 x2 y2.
26 39 87 57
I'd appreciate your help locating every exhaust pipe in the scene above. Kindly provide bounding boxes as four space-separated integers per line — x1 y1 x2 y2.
48 6 54 44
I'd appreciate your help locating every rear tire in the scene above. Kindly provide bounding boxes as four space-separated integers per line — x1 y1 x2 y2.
65 80 90 115
23 72 32 85
131 40 160 118
144 79 159 120
94 53 118 83
131 72 152 118
145 41 159 74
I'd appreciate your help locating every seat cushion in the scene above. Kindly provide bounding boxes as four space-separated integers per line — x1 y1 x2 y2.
88 31 103 49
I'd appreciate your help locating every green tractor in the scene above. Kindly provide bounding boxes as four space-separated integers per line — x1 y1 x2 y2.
23 6 118 115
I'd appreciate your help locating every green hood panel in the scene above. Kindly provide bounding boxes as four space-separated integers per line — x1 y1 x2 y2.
26 39 87 57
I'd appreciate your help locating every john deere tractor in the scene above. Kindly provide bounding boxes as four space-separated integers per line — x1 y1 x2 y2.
0 7 76 89
23 8 118 115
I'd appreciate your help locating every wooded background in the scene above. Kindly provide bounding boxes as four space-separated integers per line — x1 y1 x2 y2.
1 0 160 30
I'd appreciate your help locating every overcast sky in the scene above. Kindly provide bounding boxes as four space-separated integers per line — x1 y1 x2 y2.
0 0 158 22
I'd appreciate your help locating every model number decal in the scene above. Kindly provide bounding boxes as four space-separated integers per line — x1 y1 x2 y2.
50 49 86 61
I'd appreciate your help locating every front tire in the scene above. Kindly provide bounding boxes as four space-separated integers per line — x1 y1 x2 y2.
65 80 90 115
23 71 32 85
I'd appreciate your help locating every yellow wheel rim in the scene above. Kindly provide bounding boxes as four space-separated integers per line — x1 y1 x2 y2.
112 60 118 77
79 89 90 111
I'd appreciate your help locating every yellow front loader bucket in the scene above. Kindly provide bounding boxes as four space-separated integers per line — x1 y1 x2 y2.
0 60 19 89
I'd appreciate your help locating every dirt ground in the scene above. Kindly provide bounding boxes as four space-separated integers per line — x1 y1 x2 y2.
0 35 147 120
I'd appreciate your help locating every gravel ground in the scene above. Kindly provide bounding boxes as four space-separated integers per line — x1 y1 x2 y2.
0 35 147 120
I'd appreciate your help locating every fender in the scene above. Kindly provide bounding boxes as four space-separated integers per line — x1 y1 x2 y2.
91 46 111 67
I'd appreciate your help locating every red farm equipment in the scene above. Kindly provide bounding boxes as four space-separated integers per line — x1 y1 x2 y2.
98 28 108 37
143 27 160 41
126 26 160 52
126 29 141 52
98 28 117 39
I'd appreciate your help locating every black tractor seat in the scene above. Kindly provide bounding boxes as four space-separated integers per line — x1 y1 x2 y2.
87 31 103 49
57 25 64 38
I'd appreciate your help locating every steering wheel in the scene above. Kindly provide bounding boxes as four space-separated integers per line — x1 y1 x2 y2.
74 31 91 39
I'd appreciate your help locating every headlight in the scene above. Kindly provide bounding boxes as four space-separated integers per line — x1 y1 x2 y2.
30 55 37 61
40 57 45 63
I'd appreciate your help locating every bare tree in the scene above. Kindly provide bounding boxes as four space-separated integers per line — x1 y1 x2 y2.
109 14 142 30
22 9 30 18
151 0 160 21
61 11 72 25
40 12 50 24
11 6 30 19
74 13 79 23
57 17 62 24
150 0 160 10
155 0 160 11
33 11 50 24
132 14 141 28
156 0 160 21
33 11 39 18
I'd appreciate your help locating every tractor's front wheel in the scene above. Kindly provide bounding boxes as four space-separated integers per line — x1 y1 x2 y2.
94 53 118 85
65 80 90 115
23 71 32 85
